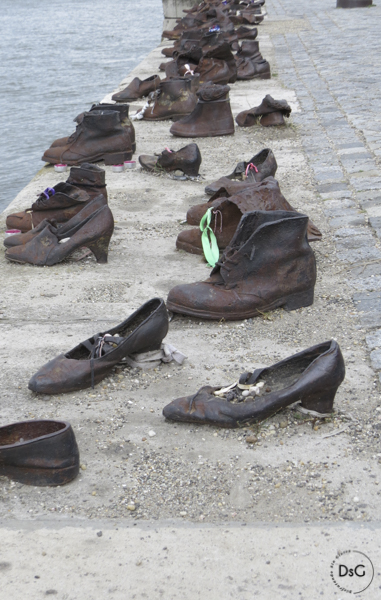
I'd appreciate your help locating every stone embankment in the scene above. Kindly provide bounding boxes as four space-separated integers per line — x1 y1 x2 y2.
0 2 380 598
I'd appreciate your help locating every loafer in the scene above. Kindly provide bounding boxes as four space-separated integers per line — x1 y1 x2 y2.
28 298 169 394
163 341 345 427
0 420 79 486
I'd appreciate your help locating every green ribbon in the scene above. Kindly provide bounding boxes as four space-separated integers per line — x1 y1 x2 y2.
200 208 220 268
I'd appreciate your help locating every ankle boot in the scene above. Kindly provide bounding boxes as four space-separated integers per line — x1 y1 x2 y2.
187 177 283 224
141 78 197 121
139 143 201 177
180 184 322 252
5 182 92 232
167 210 316 320
236 58 271 80
205 148 277 195
170 83 234 137
4 194 107 248
50 105 135 153
236 95 291 126
41 111 133 166
5 204 114 266
112 75 161 102
163 340 345 427
66 163 107 202
236 25 258 40
0 420 79 486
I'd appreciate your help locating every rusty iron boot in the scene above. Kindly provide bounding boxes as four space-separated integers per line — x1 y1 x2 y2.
180 184 322 252
0 420 80 486
41 110 133 165
5 182 92 232
140 78 197 121
112 75 161 102
66 163 108 202
5 204 114 266
28 298 169 394
139 143 201 177
167 210 316 320
163 340 345 427
170 83 234 137
204 148 277 195
4 194 107 248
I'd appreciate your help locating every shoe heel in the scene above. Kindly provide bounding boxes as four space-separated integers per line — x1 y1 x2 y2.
86 233 112 264
300 388 337 416
283 288 314 311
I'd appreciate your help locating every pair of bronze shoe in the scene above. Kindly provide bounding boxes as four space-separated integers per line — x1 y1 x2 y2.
236 95 292 127
163 340 345 427
4 197 114 266
5 163 107 233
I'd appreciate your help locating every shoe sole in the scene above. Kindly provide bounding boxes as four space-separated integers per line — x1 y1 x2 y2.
0 463 79 486
167 289 314 320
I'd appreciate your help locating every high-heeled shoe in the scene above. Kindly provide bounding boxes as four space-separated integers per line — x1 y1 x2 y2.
163 341 345 427
5 204 114 266
28 298 169 394
4 194 107 248
0 420 79 486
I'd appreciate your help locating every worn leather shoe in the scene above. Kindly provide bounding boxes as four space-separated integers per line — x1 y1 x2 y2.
139 143 201 177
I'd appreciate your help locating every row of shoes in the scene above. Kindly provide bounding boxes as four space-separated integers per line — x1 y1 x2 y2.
1 0 347 489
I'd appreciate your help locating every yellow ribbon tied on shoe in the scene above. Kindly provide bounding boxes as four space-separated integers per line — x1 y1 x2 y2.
200 208 220 268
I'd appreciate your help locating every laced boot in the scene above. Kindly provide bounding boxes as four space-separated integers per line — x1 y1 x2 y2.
204 148 277 195
5 182 92 233
140 78 197 121
167 210 316 320
41 110 133 166
181 182 322 249
170 83 234 137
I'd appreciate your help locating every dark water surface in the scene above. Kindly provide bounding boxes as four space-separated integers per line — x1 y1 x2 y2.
0 0 163 211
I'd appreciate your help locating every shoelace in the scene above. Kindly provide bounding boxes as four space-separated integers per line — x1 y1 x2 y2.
83 333 122 389
199 208 220 267
245 162 258 177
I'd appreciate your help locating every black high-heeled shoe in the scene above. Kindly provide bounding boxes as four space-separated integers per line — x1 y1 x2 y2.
5 204 114 266
163 341 345 427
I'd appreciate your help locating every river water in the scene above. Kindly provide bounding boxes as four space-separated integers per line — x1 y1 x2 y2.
0 0 163 212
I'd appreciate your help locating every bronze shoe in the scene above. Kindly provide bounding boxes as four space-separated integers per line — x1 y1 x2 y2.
163 341 345 427
170 83 234 137
0 420 79 486
167 210 316 320
5 182 92 233
5 204 114 266
139 143 201 177
204 148 277 195
28 298 169 394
